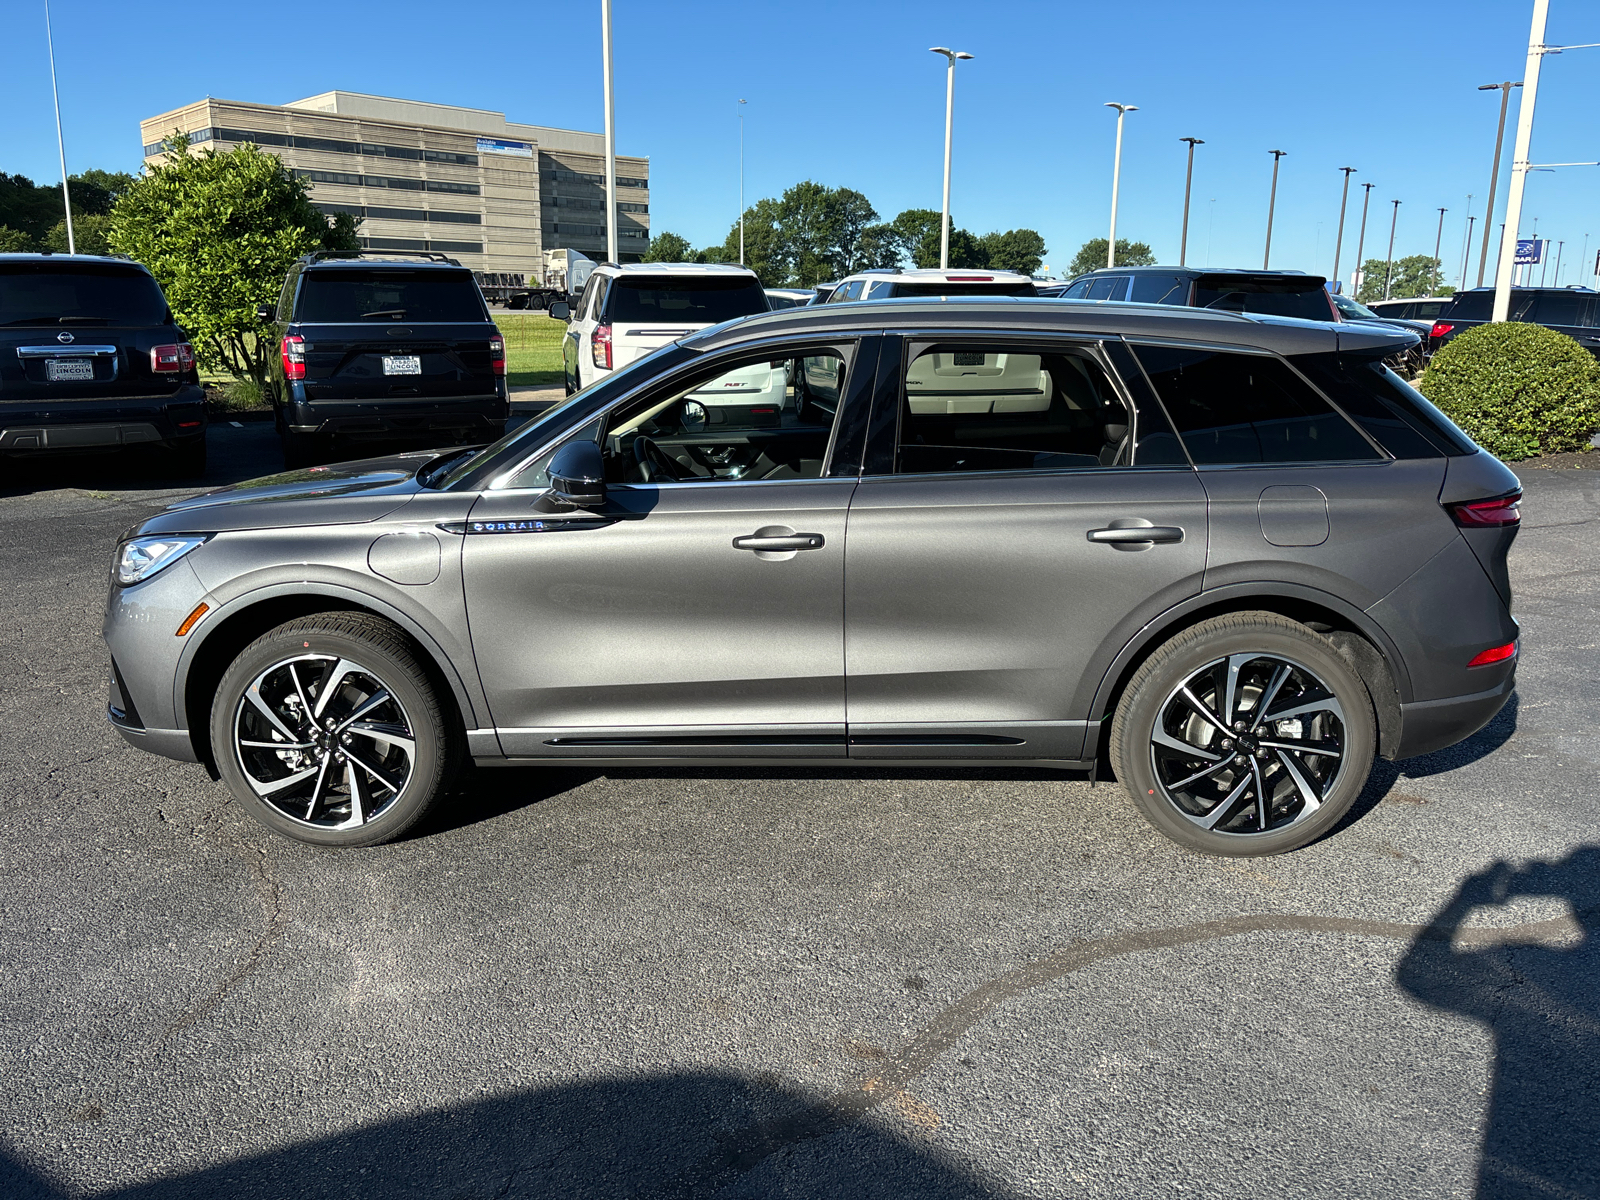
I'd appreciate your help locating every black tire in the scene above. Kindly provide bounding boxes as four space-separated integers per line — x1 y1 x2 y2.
529 293 547 311
1109 611 1377 857
281 430 319 469
210 612 461 847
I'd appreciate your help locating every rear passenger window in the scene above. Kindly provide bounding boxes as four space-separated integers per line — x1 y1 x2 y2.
867 280 894 299
1530 292 1595 328
1132 345 1382 464
1061 279 1092 299
891 343 1143 474
1086 275 1130 301
830 280 864 302
1128 274 1188 304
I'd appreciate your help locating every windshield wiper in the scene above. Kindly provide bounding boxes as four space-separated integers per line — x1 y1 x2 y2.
362 309 407 319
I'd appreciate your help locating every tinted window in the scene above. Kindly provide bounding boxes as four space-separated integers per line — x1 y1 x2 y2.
1530 292 1596 328
1133 345 1381 464
0 263 169 326
891 281 1035 298
866 280 894 299
604 276 768 323
1192 275 1333 321
1086 275 1130 301
1445 291 1536 321
1289 353 1474 458
1129 273 1188 304
1413 300 1450 319
1061 279 1092 299
296 270 485 322
891 343 1135 474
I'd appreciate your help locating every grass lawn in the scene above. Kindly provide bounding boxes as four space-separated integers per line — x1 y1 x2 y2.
495 312 567 387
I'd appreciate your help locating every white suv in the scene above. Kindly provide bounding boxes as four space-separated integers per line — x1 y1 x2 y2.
823 267 1036 302
559 263 771 395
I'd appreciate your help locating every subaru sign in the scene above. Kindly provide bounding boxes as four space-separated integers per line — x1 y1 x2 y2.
1514 238 1544 265
476 137 534 158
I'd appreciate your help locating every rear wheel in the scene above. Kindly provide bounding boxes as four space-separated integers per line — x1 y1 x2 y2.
210 613 461 847
1109 612 1377 857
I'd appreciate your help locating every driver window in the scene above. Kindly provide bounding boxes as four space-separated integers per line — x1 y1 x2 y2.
597 350 848 484
892 343 1136 475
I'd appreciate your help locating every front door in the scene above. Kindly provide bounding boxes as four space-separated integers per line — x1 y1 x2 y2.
463 339 874 759
843 334 1209 761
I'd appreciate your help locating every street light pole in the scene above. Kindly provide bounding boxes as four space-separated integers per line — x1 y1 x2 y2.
1104 102 1138 269
737 99 746 266
930 49 974 270
1383 199 1401 300
1332 166 1356 291
601 0 617 264
1432 207 1447 294
1178 137 1204 267
1263 149 1287 269
1494 0 1549 323
1353 182 1375 299
1553 238 1564 284
1462 214 1477 287
44 0 74 255
1476 80 1523 287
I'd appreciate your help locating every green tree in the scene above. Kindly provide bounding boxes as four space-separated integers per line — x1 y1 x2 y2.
69 169 138 215
1068 238 1156 278
108 136 360 386
718 183 883 286
892 208 943 268
643 230 692 262
979 228 1047 275
44 213 113 255
1356 255 1444 303
946 227 989 269
852 222 904 271
0 225 32 251
0 173 63 243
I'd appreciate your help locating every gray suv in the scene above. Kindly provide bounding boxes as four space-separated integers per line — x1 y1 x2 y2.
103 299 1521 857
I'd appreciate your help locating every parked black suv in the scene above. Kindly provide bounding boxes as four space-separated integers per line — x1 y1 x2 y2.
1059 266 1339 322
1428 286 1600 357
0 253 205 475
262 251 508 467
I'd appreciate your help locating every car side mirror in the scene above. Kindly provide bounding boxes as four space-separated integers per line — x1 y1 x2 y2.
549 301 570 321
255 305 274 322
546 439 606 509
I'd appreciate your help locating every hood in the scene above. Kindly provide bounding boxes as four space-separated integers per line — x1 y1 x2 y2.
133 449 447 536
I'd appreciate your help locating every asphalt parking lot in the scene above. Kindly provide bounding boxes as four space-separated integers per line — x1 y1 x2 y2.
1 427 1595 1200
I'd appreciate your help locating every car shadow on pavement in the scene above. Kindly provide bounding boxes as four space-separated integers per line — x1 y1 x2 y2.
0 1069 1008 1200
1395 845 1600 1200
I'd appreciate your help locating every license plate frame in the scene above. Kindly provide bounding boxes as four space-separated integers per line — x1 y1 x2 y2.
382 355 422 376
45 358 96 382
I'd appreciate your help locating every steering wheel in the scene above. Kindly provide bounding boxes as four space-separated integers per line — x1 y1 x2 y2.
632 436 685 483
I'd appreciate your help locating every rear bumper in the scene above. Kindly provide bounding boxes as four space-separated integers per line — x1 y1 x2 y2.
0 385 205 453
1394 670 1515 760
284 390 509 436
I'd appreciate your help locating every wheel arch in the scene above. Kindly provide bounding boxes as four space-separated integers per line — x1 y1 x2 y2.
1087 583 1410 770
179 584 481 777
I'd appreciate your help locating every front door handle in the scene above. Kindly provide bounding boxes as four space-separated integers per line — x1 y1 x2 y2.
733 533 826 552
1087 521 1185 546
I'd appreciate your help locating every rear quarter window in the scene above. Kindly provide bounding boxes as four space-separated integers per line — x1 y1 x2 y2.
1193 276 1334 321
295 269 487 323
0 262 170 326
1291 352 1475 457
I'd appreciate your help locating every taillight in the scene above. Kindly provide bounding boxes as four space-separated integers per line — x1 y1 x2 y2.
280 335 306 381
1429 321 1454 338
1446 492 1521 528
151 343 195 373
590 324 612 370
489 334 505 377
1467 641 1518 668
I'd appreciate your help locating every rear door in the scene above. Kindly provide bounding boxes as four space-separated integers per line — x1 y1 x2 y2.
292 267 498 402
603 274 769 369
842 333 1207 761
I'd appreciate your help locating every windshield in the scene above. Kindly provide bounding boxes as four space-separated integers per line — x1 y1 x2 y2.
603 276 768 324
1193 275 1333 321
296 269 486 322
0 262 170 326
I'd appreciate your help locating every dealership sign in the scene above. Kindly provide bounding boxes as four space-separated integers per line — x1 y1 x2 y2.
476 138 534 158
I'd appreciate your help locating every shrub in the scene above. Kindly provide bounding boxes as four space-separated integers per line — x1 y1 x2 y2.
1420 321 1600 460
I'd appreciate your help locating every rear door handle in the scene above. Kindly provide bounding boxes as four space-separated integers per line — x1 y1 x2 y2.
733 533 826 551
1087 523 1185 545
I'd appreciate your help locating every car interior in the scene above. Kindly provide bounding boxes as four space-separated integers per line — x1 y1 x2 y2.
894 345 1132 473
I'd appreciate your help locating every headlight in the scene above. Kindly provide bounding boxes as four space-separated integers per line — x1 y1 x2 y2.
115 535 209 586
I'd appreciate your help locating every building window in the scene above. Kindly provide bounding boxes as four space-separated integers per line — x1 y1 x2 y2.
359 237 484 255
423 149 479 166
425 180 479 194
318 203 482 226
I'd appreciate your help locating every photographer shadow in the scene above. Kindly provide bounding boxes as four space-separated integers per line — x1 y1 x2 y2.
1395 845 1600 1199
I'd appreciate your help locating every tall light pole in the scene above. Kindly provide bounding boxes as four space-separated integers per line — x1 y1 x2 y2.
1477 80 1522 287
737 99 746 266
1432 207 1447 294
1383 199 1401 300
1104 102 1137 269
1332 166 1356 291
1553 238 1564 285
930 48 974 270
601 0 617 264
1353 182 1376 299
1461 214 1477 287
1263 149 1287 269
1178 137 1204 267
45 0 74 254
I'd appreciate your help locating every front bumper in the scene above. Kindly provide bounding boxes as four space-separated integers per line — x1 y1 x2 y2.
284 390 509 437
0 384 206 453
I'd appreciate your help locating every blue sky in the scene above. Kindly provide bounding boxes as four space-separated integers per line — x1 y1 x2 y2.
6 0 1599 287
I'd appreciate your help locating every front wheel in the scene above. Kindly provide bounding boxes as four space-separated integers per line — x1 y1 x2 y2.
1109 612 1377 857
210 613 461 847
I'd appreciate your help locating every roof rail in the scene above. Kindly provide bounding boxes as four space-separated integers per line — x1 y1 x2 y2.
303 249 460 266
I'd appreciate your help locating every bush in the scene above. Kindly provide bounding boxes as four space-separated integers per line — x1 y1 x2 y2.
1420 321 1600 460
